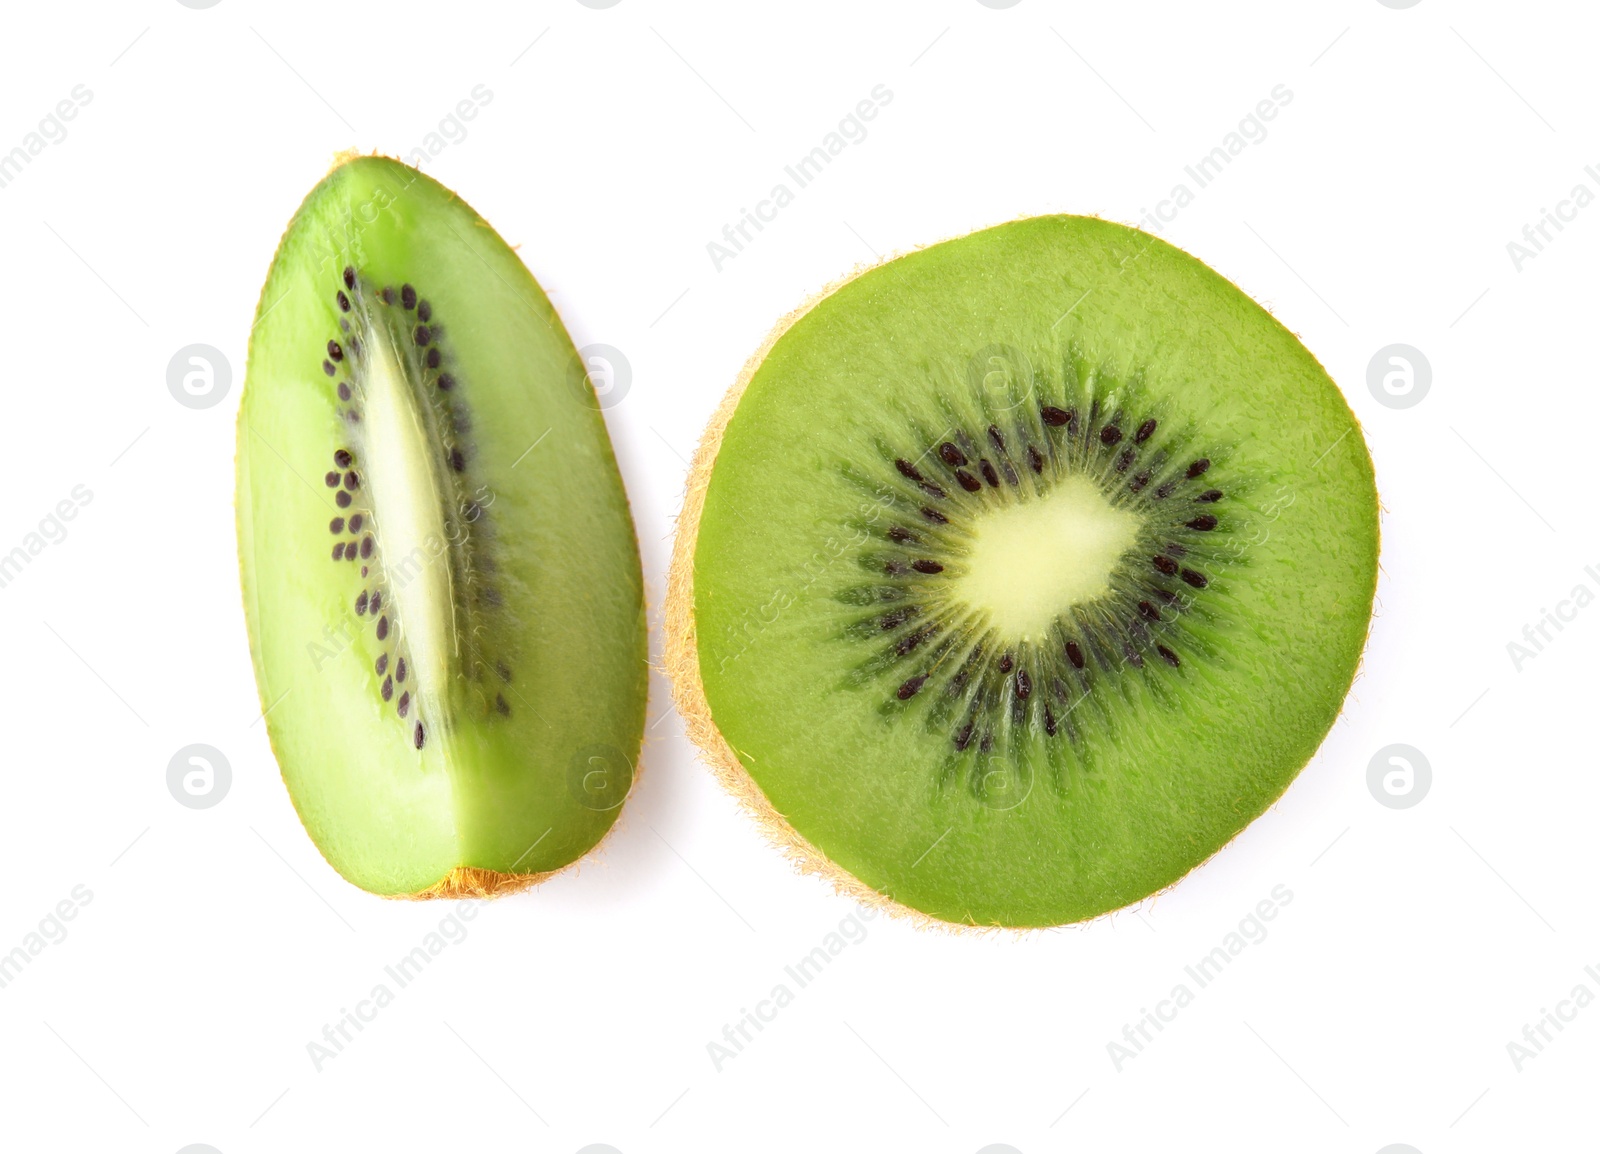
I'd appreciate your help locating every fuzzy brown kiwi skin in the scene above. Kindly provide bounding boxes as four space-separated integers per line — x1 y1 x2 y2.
664 222 1382 933
238 149 646 902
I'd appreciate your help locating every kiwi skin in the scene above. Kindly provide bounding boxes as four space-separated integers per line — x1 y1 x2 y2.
665 218 1379 931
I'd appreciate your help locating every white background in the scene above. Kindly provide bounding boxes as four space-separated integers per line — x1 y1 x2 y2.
0 2 1593 1151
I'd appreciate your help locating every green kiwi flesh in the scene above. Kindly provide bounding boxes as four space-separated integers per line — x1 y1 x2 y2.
684 216 1378 927
237 156 646 896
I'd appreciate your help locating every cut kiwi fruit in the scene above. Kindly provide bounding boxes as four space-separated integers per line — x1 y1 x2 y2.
237 155 646 898
666 216 1378 928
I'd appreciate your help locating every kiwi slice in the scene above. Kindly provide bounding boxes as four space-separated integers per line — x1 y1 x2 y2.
237 156 646 898
667 216 1378 928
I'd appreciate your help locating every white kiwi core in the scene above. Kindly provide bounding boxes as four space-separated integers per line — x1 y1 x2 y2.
953 475 1141 640
358 320 458 707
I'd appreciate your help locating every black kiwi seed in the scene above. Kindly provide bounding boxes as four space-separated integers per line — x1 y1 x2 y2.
344 470 359 490
920 506 947 524
1002 461 1019 486
1153 555 1178 576
955 469 981 492
330 517 344 534
1196 489 1223 503
335 490 352 508
1130 472 1151 493
1158 645 1181 667
377 616 389 640
417 300 432 323
1066 641 1086 669
1044 706 1057 736
911 560 943 574
327 340 343 362
360 536 373 559
322 360 336 377
495 694 511 716
355 591 368 615
334 449 352 467
349 513 364 533
426 348 441 369
1015 669 1032 699
1027 446 1044 473
332 543 345 560
954 721 975 750
400 284 417 310
450 447 466 472
342 266 355 291
398 692 410 718
1040 405 1072 427
376 654 388 675
897 675 927 700
1138 600 1161 622
1155 480 1177 499
1181 568 1208 589
1187 514 1218 531
324 471 339 487
437 373 455 391
396 657 407 683
370 592 381 612
336 290 350 312
998 652 1014 674
938 441 967 466
414 326 431 346
895 459 926 484
1187 458 1211 479
338 382 352 401
1135 418 1157 443
988 425 1006 452
887 527 914 543
380 286 395 305
414 722 426 749
1099 425 1123 446
1116 448 1135 472
880 608 912 630
980 460 1000 487
382 675 393 701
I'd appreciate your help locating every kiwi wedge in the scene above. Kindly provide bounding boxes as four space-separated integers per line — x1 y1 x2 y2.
237 156 646 898
667 216 1378 928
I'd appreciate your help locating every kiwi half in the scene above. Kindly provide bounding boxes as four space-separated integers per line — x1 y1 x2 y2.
667 216 1378 928
237 156 646 898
